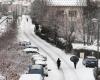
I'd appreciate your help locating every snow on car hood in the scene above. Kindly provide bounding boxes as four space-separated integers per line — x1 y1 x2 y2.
23 48 38 52
19 74 42 80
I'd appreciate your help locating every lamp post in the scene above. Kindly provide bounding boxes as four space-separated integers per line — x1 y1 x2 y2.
92 18 99 69
64 11 68 52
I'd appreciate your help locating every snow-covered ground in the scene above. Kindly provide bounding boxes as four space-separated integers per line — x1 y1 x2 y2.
17 15 95 80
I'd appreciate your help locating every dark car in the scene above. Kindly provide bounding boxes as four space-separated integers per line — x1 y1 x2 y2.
19 41 31 46
28 65 48 77
82 56 98 68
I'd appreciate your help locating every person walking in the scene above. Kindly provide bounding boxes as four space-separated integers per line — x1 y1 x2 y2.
70 55 79 69
57 58 61 69
27 18 28 22
74 61 77 69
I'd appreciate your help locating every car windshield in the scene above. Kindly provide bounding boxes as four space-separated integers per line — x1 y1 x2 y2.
87 58 97 61
28 69 43 74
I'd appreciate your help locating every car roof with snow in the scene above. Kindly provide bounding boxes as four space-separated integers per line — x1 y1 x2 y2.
19 74 42 80
0 75 5 80
23 48 39 52
30 65 43 69
86 56 96 59
32 54 46 57
32 55 47 61
35 60 47 66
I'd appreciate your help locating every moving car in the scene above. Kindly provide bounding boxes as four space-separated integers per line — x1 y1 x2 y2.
82 56 98 67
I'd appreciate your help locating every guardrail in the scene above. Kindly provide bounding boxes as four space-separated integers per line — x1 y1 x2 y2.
0 16 13 25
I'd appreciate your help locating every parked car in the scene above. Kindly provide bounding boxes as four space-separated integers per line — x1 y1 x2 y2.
28 65 48 77
19 74 43 80
24 46 39 51
0 75 5 80
82 56 98 67
23 48 39 54
35 60 47 67
19 41 31 46
31 54 47 61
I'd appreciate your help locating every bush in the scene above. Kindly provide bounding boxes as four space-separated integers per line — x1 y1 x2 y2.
35 26 66 50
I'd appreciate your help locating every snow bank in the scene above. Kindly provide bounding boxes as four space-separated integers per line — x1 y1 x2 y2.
72 43 100 52
0 75 5 80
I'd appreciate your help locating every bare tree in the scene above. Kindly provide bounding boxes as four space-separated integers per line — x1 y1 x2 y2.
1 4 8 16
30 0 48 25
83 0 98 44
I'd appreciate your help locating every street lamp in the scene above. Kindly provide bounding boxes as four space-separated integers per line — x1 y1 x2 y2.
92 18 99 69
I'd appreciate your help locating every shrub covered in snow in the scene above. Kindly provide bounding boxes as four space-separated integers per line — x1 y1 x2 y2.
93 67 100 80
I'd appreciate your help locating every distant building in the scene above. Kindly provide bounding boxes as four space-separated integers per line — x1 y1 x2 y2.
44 0 87 41
9 0 31 16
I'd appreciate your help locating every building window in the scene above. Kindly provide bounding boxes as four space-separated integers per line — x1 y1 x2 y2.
69 10 77 17
56 10 64 16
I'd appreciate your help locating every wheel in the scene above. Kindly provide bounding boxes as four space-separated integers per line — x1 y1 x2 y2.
85 64 88 67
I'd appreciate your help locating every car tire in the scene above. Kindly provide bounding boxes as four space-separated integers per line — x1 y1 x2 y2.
46 74 48 77
85 64 88 67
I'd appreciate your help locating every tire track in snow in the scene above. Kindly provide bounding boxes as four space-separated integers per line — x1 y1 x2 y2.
25 32 75 80
24 32 65 80
18 15 78 80
30 33 80 80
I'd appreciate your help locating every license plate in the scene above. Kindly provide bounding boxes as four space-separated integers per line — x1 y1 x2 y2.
91 62 95 63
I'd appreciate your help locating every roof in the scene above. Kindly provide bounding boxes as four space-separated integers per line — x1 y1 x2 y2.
19 74 42 80
48 0 87 6
12 1 31 6
72 43 100 52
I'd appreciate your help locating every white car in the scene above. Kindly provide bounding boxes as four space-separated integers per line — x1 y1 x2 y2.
24 46 39 50
19 74 43 80
23 48 39 54
0 75 5 80
35 60 47 67
31 54 47 61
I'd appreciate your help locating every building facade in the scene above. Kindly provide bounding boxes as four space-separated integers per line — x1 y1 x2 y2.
44 0 87 41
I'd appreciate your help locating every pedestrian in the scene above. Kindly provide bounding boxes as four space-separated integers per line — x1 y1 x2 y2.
27 18 28 22
70 55 79 69
74 61 77 69
57 58 61 69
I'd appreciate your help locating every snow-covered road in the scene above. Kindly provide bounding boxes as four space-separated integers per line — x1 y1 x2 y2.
17 15 95 80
